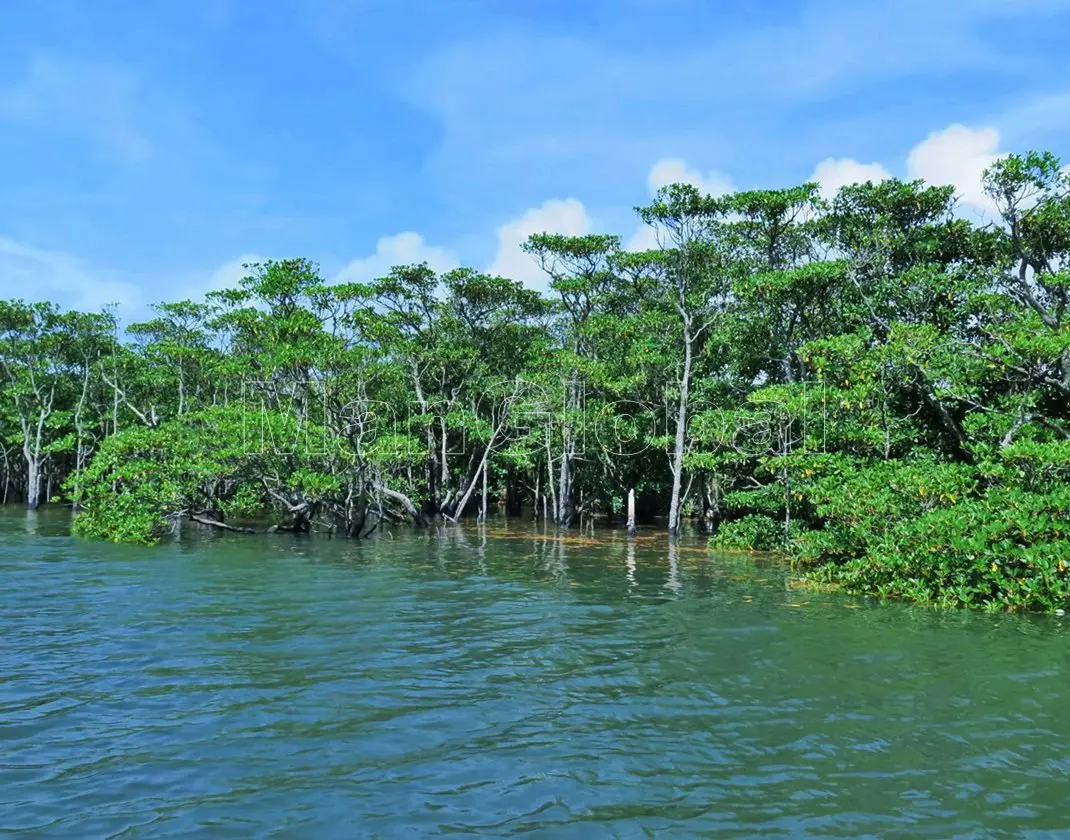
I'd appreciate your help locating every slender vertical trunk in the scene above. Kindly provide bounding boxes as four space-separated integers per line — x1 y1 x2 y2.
439 416 449 511
72 359 91 510
24 390 54 511
450 381 516 524
112 356 120 435
556 374 578 527
424 422 434 508
1 447 9 505
557 379 572 526
557 439 570 525
178 363 186 416
626 487 636 537
543 430 558 525
667 327 692 536
701 476 719 533
73 441 86 512
25 457 40 510
505 466 520 517
450 440 495 523
412 374 438 513
479 458 488 522
781 421 792 538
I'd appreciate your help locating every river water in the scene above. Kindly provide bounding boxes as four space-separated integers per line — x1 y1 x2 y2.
3 509 1070 838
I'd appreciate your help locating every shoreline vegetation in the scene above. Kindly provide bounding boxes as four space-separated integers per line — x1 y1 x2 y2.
1 153 1067 611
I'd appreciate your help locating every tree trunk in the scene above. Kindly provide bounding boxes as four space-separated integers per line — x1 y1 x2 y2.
701 476 719 533
505 466 521 517
375 484 427 527
557 436 571 525
439 416 449 512
449 406 505 524
555 374 579 527
626 487 636 537
479 458 488 522
1 447 9 505
25 457 40 510
544 434 558 525
667 328 692 536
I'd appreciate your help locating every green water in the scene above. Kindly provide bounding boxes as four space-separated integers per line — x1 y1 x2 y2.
3 509 1070 838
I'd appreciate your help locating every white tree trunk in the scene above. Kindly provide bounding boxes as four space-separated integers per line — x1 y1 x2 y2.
667 331 692 536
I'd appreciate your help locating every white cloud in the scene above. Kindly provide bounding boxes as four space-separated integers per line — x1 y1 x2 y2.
487 198 591 288
906 123 1003 211
809 157 892 199
625 224 661 252
805 124 1006 215
0 236 144 314
646 157 735 197
334 231 459 284
160 253 269 307
619 157 735 253
0 56 152 163
203 254 265 292
0 240 273 326
403 0 1068 203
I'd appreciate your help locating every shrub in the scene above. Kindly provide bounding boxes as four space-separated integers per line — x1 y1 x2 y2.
711 514 788 551
798 481 1070 612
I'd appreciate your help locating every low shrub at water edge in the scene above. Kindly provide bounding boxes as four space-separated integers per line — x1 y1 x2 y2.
788 461 1070 612
710 514 790 552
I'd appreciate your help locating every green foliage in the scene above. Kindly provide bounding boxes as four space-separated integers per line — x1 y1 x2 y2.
7 148 1070 612
711 514 788 552
805 485 1070 612
69 413 236 543
791 455 980 566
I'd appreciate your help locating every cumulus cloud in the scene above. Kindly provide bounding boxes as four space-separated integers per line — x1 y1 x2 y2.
625 224 661 253
620 157 736 252
202 254 266 292
906 123 1003 212
487 198 591 288
334 231 459 284
155 253 270 307
809 157 892 199
805 124 1006 215
0 236 144 314
646 157 735 197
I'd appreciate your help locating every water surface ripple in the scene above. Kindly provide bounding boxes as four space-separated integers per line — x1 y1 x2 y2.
3 510 1070 837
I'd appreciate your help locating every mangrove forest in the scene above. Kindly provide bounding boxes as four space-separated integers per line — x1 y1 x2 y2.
2 152 1067 611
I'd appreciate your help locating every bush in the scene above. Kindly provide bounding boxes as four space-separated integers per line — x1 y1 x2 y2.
711 514 788 551
797 477 1070 612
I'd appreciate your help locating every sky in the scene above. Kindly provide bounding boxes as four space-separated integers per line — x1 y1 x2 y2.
1 0 1069 318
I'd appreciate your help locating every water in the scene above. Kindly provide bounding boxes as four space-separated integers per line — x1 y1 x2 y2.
3 509 1070 838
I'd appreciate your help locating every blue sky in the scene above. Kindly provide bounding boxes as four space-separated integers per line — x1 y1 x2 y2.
1 0 1068 316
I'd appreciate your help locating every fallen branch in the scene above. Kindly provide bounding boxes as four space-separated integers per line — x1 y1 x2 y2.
189 514 256 533
375 483 428 526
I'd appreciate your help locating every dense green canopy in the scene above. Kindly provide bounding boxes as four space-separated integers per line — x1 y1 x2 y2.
2 152 1067 610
